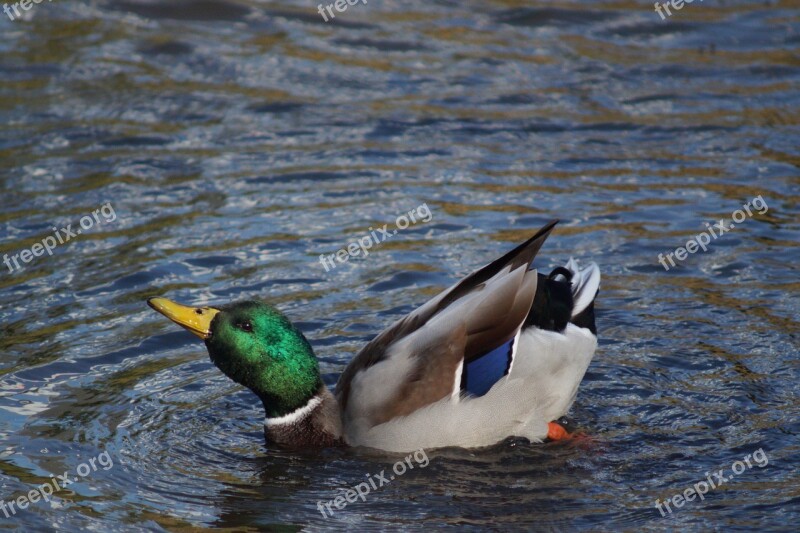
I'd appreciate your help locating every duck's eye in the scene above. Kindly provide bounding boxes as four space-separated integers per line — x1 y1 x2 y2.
237 321 253 332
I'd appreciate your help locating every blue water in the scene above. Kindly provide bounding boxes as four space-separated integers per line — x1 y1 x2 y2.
1 0 798 530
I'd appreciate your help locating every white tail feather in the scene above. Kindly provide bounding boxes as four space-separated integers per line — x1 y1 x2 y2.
564 258 600 317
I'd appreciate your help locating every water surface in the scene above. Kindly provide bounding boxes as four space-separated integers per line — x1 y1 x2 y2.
1 0 798 530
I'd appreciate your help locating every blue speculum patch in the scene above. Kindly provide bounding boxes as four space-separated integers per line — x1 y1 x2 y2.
461 338 514 397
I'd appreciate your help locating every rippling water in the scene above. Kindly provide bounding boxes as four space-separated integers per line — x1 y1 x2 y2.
1 0 798 530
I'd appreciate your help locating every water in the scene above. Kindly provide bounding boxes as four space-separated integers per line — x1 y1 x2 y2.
1 0 798 530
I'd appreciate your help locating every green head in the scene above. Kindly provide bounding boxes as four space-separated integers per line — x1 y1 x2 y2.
148 298 321 418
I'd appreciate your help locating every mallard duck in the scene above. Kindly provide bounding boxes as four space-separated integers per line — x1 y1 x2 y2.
147 220 600 452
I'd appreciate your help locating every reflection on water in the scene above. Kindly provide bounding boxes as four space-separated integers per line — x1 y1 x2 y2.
0 0 798 530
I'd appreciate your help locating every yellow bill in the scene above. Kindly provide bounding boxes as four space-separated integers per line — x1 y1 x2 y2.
147 297 220 339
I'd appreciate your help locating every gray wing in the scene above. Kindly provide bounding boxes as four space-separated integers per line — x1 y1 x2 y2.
335 220 558 427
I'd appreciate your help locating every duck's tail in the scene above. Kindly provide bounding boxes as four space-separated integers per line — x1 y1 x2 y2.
524 257 600 335
562 257 600 334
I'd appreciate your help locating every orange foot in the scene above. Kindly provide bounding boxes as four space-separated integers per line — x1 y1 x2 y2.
547 421 570 441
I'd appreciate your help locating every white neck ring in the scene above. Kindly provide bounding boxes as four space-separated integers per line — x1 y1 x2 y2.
264 395 322 427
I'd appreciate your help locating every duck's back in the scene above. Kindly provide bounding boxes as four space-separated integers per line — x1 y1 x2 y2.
334 221 601 452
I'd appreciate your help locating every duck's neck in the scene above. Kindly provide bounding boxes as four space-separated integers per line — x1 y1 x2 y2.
262 385 344 449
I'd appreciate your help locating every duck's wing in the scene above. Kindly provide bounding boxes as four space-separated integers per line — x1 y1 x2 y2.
335 220 558 428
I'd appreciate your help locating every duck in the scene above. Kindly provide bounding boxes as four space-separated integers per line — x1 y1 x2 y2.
147 220 600 452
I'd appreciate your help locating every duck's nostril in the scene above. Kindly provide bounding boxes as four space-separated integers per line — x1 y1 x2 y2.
196 309 203 315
